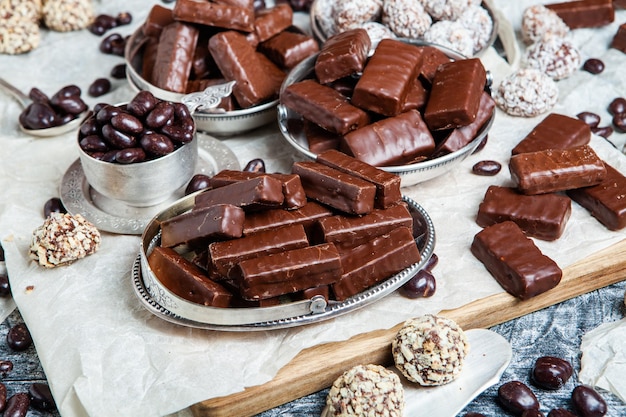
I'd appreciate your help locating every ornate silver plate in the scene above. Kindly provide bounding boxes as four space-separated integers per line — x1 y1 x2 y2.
132 196 436 331
60 133 240 235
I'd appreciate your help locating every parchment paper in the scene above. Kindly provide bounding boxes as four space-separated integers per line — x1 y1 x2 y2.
0 1 625 416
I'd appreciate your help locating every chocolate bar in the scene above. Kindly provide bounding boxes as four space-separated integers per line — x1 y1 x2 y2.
160 204 245 248
235 243 342 300
567 163 626 230
141 37 159 84
173 0 255 32
258 30 319 69
142 4 174 38
401 78 429 113
152 22 199 93
208 224 309 279
332 226 420 301
148 246 233 307
213 0 254 7
254 3 293 42
352 39 423 116
194 176 285 211
256 51 287 100
509 145 607 195
610 23 626 53
418 46 451 82
341 109 436 166
208 31 282 108
316 149 402 209
512 113 591 155
546 0 614 29
314 204 413 249
424 58 487 130
281 79 371 135
292 161 377 215
314 28 371 85
304 120 341 154
243 201 333 235
209 170 307 210
471 221 562 300
476 186 572 241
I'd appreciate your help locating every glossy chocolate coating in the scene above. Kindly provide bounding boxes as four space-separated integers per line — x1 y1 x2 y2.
424 58 487 131
316 149 402 209
194 176 285 211
471 221 562 300
567 163 626 230
258 30 319 69
352 39 423 117
546 0 614 29
160 204 245 248
477 186 572 241
512 113 591 155
418 46 451 81
142 4 174 37
341 109 435 166
401 78 429 113
531 356 573 390
333 227 420 301
152 22 198 93
235 243 342 300
314 28 371 85
509 145 607 195
148 246 233 307
243 201 333 235
303 120 341 153
254 3 292 42
497 381 540 414
173 0 254 32
610 23 626 53
281 79 371 135
292 161 376 215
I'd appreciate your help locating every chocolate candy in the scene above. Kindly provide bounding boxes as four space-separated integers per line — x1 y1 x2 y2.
281 79 371 135
509 145 607 195
352 39 423 116
477 186 572 241
303 120 341 153
471 221 562 300
142 4 174 37
531 356 573 390
546 0 614 29
571 385 608 417
424 58 487 130
28 383 56 411
567 163 626 230
172 0 254 32
608 97 626 115
577 111 601 128
333 227 420 301
235 243 342 300
399 269 436 299
7 323 32 351
292 161 376 215
254 3 292 42
185 174 212 195
419 45 451 82
512 113 591 155
148 246 233 307
4 393 29 417
152 22 198 93
243 201 332 235
160 204 245 248
472 160 501 176
548 409 576 417
194 176 285 212
583 58 605 74
258 30 319 69
497 381 540 415
314 28 371 85
401 78 429 113
316 149 402 209
611 23 626 53
43 197 66 218
613 113 626 133
341 109 436 166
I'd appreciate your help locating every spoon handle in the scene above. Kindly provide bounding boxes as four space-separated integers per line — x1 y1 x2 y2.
0 77 30 109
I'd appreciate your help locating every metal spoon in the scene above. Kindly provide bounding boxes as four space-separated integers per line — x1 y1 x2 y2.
0 77 87 137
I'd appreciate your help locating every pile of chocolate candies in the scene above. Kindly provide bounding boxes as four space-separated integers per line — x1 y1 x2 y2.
19 85 87 131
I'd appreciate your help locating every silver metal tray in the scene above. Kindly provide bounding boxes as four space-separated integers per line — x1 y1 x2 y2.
134 196 436 331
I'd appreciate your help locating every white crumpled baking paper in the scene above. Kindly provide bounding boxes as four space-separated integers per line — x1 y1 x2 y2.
0 1 625 416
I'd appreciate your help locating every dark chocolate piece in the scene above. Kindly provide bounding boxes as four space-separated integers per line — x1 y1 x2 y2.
567 163 626 230
476 185 572 241
610 23 626 53
401 78 429 113
471 221 562 300
160 204 245 248
509 145 607 195
148 246 233 307
281 79 371 135
546 0 614 29
512 113 591 155
341 109 436 167
235 243 342 300
316 149 402 209
292 161 377 215
243 201 333 236
352 39 423 117
332 226 420 301
142 4 174 38
424 58 487 130
173 0 255 32
418 46 451 82
194 176 285 211
258 30 319 69
152 22 199 93
304 120 341 154
208 224 309 279
254 3 293 42
314 28 371 85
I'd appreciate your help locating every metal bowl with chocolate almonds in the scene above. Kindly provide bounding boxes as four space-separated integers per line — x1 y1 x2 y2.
278 37 496 187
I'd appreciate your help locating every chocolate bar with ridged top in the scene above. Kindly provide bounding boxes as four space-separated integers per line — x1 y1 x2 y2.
258 30 319 69
471 221 562 300
194 176 285 211
254 3 293 42
152 21 199 93
546 0 614 29
512 113 591 155
243 201 333 236
173 0 255 32
314 28 371 85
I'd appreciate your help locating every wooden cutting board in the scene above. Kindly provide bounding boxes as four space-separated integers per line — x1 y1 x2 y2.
191 238 626 417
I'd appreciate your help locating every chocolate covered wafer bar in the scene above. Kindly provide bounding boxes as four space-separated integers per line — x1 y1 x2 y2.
258 30 319 69
254 3 293 42
142 4 174 38
315 28 371 85
546 0 614 29
509 145 607 195
477 186 572 241
194 176 285 211
152 22 199 93
471 221 562 300
610 23 626 53
173 0 255 32
243 201 333 236
512 113 591 155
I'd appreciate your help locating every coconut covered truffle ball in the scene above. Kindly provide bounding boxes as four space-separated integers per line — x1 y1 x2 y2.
420 0 476 21
0 0 42 54
424 20 474 57
359 21 396 42
333 0 383 33
524 35 581 81
42 0 94 32
392 314 469 386
382 0 432 39
325 364 405 417
494 68 559 117
521 5 569 45
458 5 493 54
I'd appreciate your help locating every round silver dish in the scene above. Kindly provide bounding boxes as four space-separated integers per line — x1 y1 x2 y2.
124 29 278 136
309 0 499 57
276 43 495 187
135 195 436 330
